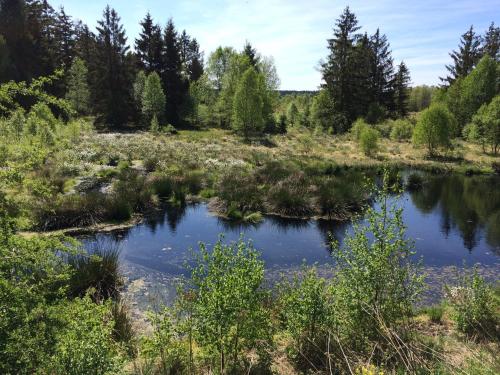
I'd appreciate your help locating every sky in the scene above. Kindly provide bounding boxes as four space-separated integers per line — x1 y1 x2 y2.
58 0 499 90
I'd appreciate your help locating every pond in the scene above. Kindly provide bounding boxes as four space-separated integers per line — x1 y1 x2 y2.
82 172 500 308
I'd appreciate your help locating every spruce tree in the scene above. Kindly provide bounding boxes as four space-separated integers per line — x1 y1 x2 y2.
243 41 260 68
135 12 163 73
441 26 481 85
393 62 411 117
482 22 499 61
53 6 75 68
94 5 132 127
321 6 361 128
369 29 395 113
162 18 185 125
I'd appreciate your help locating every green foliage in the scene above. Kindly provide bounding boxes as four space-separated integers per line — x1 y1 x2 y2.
331 171 424 353
310 89 334 131
408 85 436 112
142 71 166 123
465 95 500 154
390 118 413 141
359 126 379 156
150 114 160 133
49 296 124 375
68 240 123 301
66 58 90 116
442 55 498 131
425 305 444 324
0 70 73 117
133 71 146 110
0 209 125 374
351 118 369 141
279 267 332 364
287 102 299 126
189 238 271 372
413 103 456 155
445 267 498 338
232 67 264 136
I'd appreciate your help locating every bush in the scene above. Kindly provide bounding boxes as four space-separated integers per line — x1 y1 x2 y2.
279 267 332 369
188 238 271 373
390 119 413 141
217 167 263 213
331 171 424 362
413 103 456 156
445 268 498 338
49 296 124 375
359 126 379 156
350 118 369 141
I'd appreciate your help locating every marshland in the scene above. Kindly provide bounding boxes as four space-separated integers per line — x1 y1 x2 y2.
0 1 499 374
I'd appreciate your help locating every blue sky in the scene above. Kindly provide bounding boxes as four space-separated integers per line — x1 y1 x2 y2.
58 0 499 90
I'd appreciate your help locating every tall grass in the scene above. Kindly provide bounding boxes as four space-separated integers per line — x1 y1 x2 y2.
68 239 123 301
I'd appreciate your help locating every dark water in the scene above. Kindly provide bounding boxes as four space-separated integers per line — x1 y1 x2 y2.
82 173 500 306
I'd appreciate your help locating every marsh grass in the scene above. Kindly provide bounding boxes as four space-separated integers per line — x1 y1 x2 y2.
68 239 123 301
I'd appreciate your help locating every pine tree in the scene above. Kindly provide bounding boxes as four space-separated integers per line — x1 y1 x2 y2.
351 32 373 119
232 67 264 137
94 5 132 127
162 18 186 125
135 12 163 73
441 26 481 85
393 62 411 117
321 6 361 127
482 22 499 61
66 57 90 115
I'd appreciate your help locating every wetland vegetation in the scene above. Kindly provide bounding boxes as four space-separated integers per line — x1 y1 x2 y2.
0 1 499 374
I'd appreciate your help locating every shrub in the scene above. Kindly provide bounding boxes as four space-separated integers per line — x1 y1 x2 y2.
279 267 332 369
350 118 369 141
331 170 424 362
49 296 124 375
150 114 160 133
359 126 379 156
413 103 456 156
390 119 413 141
445 267 498 338
188 238 271 373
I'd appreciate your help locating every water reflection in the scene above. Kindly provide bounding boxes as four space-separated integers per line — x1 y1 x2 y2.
410 174 500 253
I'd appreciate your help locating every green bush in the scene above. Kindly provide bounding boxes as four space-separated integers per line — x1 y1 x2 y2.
49 296 124 375
445 268 498 338
331 171 424 361
188 238 272 372
279 267 332 368
413 103 456 156
350 118 369 141
359 126 379 156
390 119 413 141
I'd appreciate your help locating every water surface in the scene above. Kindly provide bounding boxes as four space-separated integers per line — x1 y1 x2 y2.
82 173 500 306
